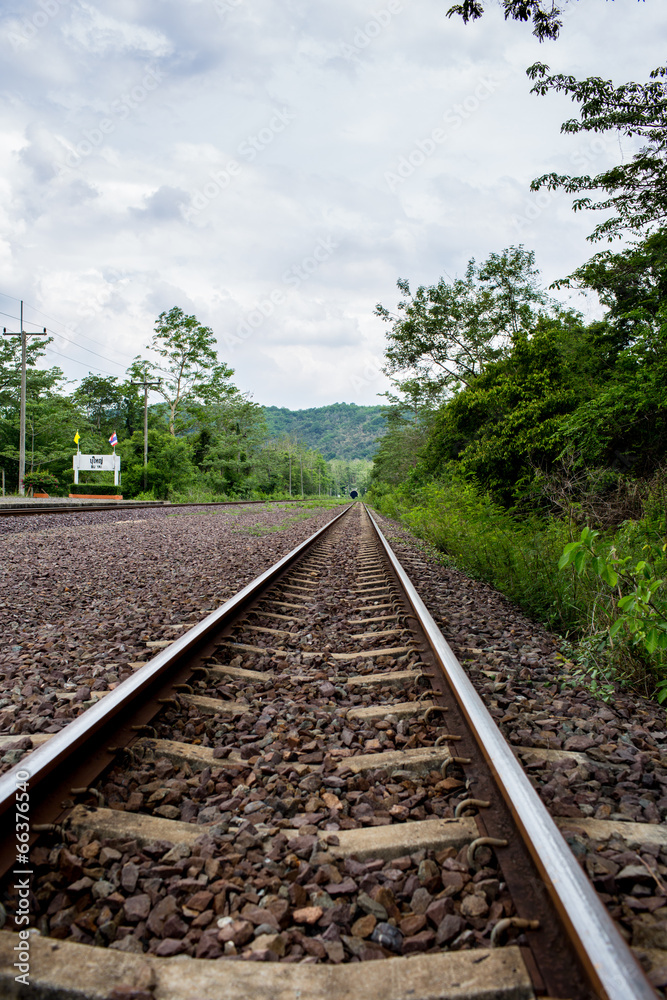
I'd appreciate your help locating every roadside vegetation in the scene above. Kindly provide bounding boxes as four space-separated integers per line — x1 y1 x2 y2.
0 308 373 503
368 49 667 702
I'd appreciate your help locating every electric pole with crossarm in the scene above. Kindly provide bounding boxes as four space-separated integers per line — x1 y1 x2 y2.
2 301 47 496
130 377 162 491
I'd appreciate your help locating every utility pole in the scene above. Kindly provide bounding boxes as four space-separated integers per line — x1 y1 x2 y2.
2 302 47 496
130 377 162 491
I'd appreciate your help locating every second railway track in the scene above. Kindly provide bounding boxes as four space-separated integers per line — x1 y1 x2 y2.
0 502 659 998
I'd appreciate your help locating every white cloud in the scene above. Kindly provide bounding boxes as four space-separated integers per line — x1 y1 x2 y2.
62 4 172 57
0 0 663 407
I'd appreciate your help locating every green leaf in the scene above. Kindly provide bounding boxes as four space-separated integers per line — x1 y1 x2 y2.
573 549 588 574
617 595 636 611
609 619 625 639
646 629 659 655
655 630 667 650
558 542 581 569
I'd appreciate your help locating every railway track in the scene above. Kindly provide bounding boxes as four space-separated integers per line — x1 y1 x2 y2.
0 498 316 518
0 502 658 998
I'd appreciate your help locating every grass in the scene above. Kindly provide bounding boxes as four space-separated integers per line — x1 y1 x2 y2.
242 501 346 536
369 477 667 703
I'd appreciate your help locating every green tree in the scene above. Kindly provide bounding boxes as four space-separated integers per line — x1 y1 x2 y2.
554 309 667 474
0 332 53 399
130 307 237 436
118 430 196 498
554 229 667 331
0 335 76 492
421 311 599 500
376 247 548 401
528 62 667 242
72 374 125 431
196 397 270 495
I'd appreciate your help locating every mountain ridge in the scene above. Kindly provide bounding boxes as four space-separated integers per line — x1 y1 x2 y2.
263 402 385 460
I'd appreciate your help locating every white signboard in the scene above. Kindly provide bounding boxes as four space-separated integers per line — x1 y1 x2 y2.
74 454 117 472
73 453 120 485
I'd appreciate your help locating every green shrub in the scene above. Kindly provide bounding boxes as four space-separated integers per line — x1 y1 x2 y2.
368 476 667 701
23 471 59 492
70 483 121 496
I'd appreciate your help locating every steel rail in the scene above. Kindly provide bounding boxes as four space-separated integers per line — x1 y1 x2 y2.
365 505 654 1000
0 503 354 857
0 501 169 516
0 497 325 517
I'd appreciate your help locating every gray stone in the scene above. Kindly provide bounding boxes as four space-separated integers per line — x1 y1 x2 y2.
436 914 464 945
357 892 388 922
121 862 139 894
124 895 151 923
91 880 115 901
410 887 432 914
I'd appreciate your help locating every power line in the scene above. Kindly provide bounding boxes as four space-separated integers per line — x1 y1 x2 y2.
42 345 125 380
47 332 128 371
0 291 139 372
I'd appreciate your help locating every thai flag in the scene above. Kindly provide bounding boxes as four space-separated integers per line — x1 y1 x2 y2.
109 431 118 447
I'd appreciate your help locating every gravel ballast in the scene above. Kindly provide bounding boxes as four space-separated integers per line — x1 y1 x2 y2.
3 501 667 990
0 503 345 761
371 509 667 991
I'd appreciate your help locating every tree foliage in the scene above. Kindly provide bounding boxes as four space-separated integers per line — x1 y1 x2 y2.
376 247 549 401
373 234 667 506
263 403 385 461
553 229 667 324
420 311 594 498
528 62 667 241
446 1 642 42
72 374 143 437
0 334 79 491
130 307 237 436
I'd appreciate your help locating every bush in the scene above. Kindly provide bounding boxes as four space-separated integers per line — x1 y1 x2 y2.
70 483 121 496
368 475 667 701
23 471 59 492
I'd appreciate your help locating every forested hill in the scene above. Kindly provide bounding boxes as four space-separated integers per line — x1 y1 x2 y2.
263 403 385 460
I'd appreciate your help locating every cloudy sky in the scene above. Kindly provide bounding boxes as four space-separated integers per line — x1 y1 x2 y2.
0 0 663 410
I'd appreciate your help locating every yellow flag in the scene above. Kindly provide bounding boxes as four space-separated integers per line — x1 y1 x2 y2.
74 430 80 445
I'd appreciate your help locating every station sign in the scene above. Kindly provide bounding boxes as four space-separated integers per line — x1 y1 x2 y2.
73 452 120 485
74 454 117 472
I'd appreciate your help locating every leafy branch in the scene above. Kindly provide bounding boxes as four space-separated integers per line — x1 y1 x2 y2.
559 527 667 699
528 63 667 241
